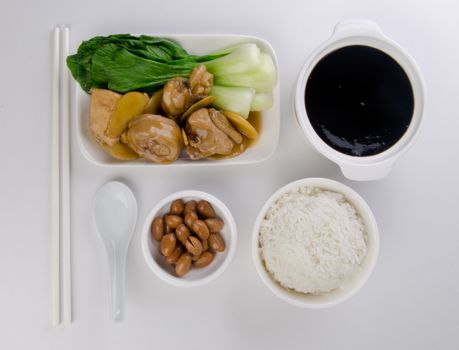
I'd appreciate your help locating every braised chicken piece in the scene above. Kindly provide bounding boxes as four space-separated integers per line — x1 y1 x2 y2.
126 114 183 163
209 109 243 144
185 145 209 160
189 65 213 101
184 108 234 159
161 77 193 121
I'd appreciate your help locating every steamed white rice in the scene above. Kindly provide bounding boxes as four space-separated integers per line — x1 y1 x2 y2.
259 186 367 294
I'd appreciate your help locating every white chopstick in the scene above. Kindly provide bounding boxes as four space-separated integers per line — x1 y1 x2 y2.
51 25 72 327
51 26 61 327
60 26 72 327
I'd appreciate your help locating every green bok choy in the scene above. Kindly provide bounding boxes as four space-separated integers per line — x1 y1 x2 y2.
214 53 276 92
67 34 277 116
210 85 256 118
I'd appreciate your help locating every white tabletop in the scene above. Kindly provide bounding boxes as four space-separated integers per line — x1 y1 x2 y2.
1 0 458 349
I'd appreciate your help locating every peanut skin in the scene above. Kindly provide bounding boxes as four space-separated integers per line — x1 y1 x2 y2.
175 224 191 245
165 245 184 264
151 216 164 241
160 233 176 257
192 220 210 240
184 200 197 215
165 214 183 229
175 253 192 277
170 199 185 216
197 200 216 219
184 211 198 230
194 251 214 268
209 233 225 252
185 236 203 256
204 218 224 233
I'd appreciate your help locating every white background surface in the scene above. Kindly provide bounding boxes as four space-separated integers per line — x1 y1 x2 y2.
1 0 458 349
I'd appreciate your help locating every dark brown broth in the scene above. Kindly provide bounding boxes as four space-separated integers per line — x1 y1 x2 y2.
305 45 414 156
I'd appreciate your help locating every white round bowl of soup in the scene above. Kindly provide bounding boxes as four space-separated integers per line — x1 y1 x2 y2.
294 20 426 181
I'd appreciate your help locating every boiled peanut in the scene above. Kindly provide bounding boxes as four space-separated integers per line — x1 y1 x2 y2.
197 200 216 218
204 218 224 233
192 220 210 240
194 251 214 268
160 233 176 257
165 214 183 229
185 236 203 256
151 197 226 278
150 216 164 241
184 211 198 229
175 224 190 245
175 252 192 277
170 199 185 216
184 200 197 215
202 239 209 252
192 253 201 262
165 244 184 264
209 233 225 252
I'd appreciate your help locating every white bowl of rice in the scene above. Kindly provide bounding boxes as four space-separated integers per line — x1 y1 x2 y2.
252 178 379 308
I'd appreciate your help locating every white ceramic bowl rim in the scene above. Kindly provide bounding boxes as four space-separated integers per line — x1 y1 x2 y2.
141 190 237 288
294 20 426 181
252 178 380 308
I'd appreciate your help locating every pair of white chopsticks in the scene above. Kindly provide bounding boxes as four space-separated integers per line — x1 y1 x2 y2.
51 26 72 327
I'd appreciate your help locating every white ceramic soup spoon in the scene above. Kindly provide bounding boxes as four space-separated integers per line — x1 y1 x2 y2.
94 181 137 322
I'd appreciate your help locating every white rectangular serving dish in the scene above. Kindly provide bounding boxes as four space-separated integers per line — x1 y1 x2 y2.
73 34 280 167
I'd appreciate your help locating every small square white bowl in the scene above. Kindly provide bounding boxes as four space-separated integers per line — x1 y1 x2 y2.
72 34 280 167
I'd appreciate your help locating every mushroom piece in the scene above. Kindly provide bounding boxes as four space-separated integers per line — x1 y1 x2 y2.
161 77 193 121
180 95 216 124
184 108 234 159
222 110 258 140
126 114 183 164
189 65 213 101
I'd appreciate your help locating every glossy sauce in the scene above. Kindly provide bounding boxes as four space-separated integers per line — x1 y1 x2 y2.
305 45 414 157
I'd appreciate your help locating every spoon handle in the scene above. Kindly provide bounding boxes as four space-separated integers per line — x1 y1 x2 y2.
106 243 126 322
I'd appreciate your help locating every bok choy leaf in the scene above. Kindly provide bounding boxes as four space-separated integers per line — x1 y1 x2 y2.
67 34 226 93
